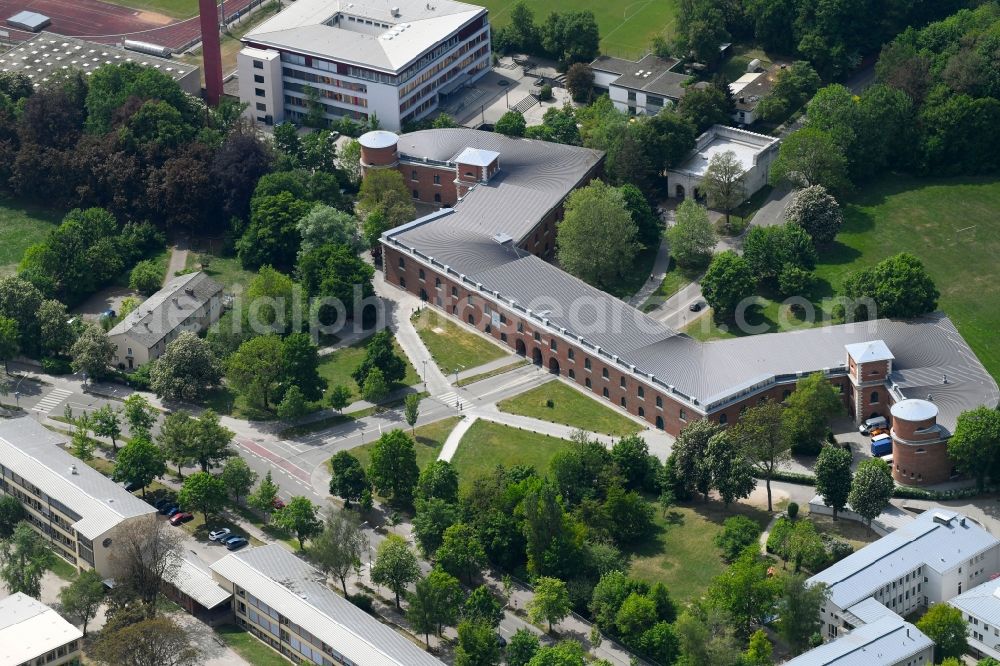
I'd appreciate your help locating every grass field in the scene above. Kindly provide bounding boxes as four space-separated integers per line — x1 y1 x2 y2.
0 195 62 275
339 416 461 472
412 309 507 375
683 176 1000 381
641 258 700 312
456 358 529 386
318 338 421 405
216 625 291 666
482 0 678 58
451 420 573 487
497 380 642 437
629 500 771 601
185 250 256 291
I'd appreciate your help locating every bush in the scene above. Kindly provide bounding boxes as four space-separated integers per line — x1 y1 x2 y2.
41 357 73 375
348 593 374 614
787 502 799 520
766 516 794 559
823 535 854 563
539 84 553 101
714 515 763 562
545 399 555 408
129 260 163 295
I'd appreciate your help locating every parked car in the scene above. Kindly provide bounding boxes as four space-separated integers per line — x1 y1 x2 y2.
169 512 193 526
225 537 249 551
166 506 182 517
153 498 171 510
208 528 232 542
859 415 888 436
272 498 286 510
159 503 177 515
222 534 245 545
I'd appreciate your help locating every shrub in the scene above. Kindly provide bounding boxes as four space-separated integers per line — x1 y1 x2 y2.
787 502 799 520
348 593 374 614
823 535 854 563
766 516 794 559
714 515 763 562
41 357 73 375
129 260 163 295
545 399 555 408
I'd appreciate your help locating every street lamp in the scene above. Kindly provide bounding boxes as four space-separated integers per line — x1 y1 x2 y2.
421 359 428 389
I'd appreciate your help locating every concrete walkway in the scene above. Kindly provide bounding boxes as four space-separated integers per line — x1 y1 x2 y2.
163 241 189 286
454 355 525 383
627 236 671 308
437 414 476 461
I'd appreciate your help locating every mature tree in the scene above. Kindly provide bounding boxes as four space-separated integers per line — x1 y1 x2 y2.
91 616 200 666
128 260 162 295
330 451 370 507
706 430 755 508
0 522 53 598
495 110 527 137
297 204 362 258
920 92 1000 175
611 434 653 491
0 497 26 539
188 409 234 472
745 628 773 666
848 458 895 535
706 547 781 638
769 127 849 192
155 410 192 477
785 187 843 247
311 510 365 594
329 384 353 412
109 514 182 616
541 10 600 65
701 251 755 321
220 457 258 506
123 394 157 439
667 199 716 269
372 534 421 609
917 604 968 663
701 151 745 226
675 605 746 666
274 496 321 549
178 471 227 522
36 299 75 357
59 568 105 636
948 407 1000 490
814 445 853 519
113 436 166 498
507 628 541 666
742 223 817 281
404 392 420 433
733 402 790 511
527 577 571 632
352 330 406 387
0 317 18 372
678 86 732 134
337 139 363 186
674 0 729 64
237 192 312 270
455 619 502 666
436 522 486 584
227 334 285 410
70 323 115 379
714 516 763 563
464 585 504 628
843 253 939 320
521 480 578 578
248 471 280 519
91 404 123 452
242 265 295 332
777 575 828 656
408 569 463 646
619 183 661 251
564 63 594 103
281 332 325 401
615 591 658 644
298 243 375 321
556 180 639 291
787 520 826 573
368 429 420 505
70 419 95 462
413 497 460 556
672 419 721 500
150 332 222 403
416 460 459 504
604 484 655 543
783 372 843 455
362 364 388 402
357 169 416 246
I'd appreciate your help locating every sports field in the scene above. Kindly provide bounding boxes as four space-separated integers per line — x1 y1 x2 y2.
482 0 679 58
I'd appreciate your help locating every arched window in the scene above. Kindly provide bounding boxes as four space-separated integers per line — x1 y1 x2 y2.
656 416 664 430
435 277 441 289
568 369 575 379
656 396 663 409
418 268 425 281
398 257 405 269
620 377 626 389
870 391 880 404
720 413 728 425
637 386 644 399
585 378 592 388
620 397 627 408
585 358 591 370
679 409 687 421
638 407 645 418
602 387 609 398
602 368 609 379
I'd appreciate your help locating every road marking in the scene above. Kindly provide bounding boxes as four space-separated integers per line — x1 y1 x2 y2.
31 388 72 414
436 391 460 407
234 437 312 483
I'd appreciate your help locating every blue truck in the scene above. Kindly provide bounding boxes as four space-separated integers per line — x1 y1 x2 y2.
870 434 893 457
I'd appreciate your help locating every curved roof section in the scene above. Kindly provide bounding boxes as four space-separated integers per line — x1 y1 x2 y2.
359 130 399 149
891 399 938 422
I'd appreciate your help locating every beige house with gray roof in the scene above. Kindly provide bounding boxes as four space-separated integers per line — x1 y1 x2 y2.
107 271 223 370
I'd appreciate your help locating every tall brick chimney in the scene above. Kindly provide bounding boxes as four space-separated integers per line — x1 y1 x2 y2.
199 0 223 106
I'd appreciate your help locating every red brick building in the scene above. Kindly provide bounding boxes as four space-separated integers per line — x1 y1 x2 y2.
364 129 998 480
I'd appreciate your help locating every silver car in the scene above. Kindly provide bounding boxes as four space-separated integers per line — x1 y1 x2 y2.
208 528 232 542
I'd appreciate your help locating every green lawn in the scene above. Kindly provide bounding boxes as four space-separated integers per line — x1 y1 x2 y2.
185 250 256 291
318 338 421 405
338 416 462 472
497 381 642 437
0 194 62 275
456 359 530 387
450 420 573 488
412 309 507 375
216 625 291 666
717 44 774 84
641 258 700 312
629 500 771 601
682 294 828 341
49 557 78 581
483 0 679 58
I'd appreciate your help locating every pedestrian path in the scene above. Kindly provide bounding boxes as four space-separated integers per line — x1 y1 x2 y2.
32 388 72 414
438 415 476 462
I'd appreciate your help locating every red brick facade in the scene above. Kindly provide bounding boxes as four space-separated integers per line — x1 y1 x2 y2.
891 409 952 485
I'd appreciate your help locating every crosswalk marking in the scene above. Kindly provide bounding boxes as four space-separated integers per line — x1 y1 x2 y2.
32 388 72 414
436 391 460 407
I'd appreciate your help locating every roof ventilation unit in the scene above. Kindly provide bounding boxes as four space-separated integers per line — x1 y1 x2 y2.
391 6 401 17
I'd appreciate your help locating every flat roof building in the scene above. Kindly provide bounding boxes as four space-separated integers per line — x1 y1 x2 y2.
729 66 779 125
784 611 933 666
949 576 1000 661
0 32 200 95
0 593 83 666
238 0 490 130
211 545 445 666
6 11 51 33
0 417 157 576
666 124 780 204
107 271 223 370
590 53 690 115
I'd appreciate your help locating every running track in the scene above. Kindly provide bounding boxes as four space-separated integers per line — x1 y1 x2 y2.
0 0 256 50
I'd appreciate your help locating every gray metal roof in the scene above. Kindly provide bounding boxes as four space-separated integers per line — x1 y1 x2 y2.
590 54 688 100
949 576 1000 627
783 614 932 666
244 0 485 73
164 556 232 610
107 271 222 348
808 510 998 610
844 598 897 626
0 417 156 540
359 130 399 149
210 545 444 666
890 399 938 422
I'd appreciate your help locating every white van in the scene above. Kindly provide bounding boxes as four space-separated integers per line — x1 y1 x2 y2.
859 415 888 436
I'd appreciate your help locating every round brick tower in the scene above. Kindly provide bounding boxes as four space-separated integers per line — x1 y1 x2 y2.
358 131 399 175
890 398 951 486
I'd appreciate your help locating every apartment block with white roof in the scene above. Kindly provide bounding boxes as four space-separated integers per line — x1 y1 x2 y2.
0 593 83 666
949 576 1000 661
238 0 491 130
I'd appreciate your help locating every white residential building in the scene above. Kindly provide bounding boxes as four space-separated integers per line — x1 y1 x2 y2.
949 576 1000 661
211 545 445 666
0 417 157 577
106 271 223 370
237 0 491 131
590 54 689 115
665 124 779 203
0 593 83 666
